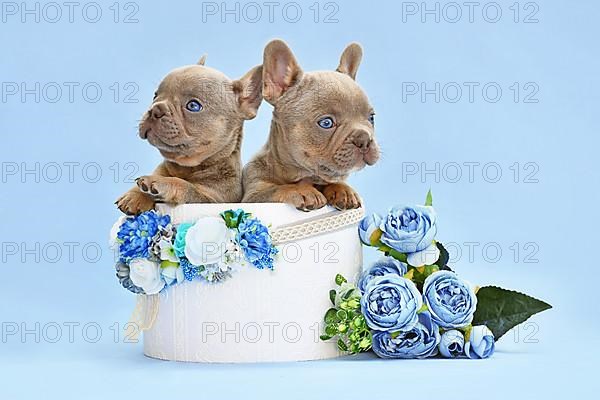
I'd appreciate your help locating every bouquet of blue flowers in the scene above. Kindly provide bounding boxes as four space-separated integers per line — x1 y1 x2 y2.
321 192 551 359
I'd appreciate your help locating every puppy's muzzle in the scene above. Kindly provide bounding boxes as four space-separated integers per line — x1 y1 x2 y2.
140 102 170 139
352 131 373 153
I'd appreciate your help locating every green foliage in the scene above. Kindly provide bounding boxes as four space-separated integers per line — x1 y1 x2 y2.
473 286 552 341
320 275 372 354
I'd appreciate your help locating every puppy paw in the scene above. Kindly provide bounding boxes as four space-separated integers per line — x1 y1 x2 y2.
136 175 177 202
322 183 362 210
115 190 155 215
274 185 327 211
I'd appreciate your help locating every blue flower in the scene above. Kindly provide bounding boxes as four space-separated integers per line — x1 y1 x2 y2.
379 205 437 253
236 218 278 270
372 312 441 359
173 222 193 259
422 271 477 329
180 258 201 281
117 211 171 262
360 274 422 332
357 256 408 293
439 329 465 358
465 325 495 359
358 213 382 245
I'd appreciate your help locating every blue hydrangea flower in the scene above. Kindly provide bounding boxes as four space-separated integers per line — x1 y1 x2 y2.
236 218 278 270
180 258 201 281
117 211 171 262
372 311 441 359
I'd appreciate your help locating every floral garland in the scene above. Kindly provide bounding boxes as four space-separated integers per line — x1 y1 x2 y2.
110 209 278 295
321 192 552 359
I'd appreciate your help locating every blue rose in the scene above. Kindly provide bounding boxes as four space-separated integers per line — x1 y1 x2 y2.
360 274 422 332
117 211 171 262
357 256 408 293
237 218 278 270
379 205 437 253
358 213 382 245
465 325 495 359
372 312 441 359
439 329 465 358
422 271 477 329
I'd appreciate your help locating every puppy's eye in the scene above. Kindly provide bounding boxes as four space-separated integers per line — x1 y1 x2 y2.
185 99 203 112
369 113 375 126
317 117 335 129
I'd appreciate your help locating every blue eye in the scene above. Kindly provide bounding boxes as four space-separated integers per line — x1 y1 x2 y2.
186 100 203 112
317 117 335 129
369 113 375 125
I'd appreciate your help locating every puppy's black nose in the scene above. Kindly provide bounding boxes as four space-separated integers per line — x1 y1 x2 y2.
151 103 168 119
352 131 372 152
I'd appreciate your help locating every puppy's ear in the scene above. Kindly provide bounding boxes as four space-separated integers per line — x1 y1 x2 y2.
262 39 303 104
336 43 362 80
232 65 263 120
197 54 207 65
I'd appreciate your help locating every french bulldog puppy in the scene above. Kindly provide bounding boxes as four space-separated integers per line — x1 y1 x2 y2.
116 56 262 214
242 40 380 211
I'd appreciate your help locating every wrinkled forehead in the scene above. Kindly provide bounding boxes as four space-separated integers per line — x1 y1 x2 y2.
297 71 372 113
158 65 232 96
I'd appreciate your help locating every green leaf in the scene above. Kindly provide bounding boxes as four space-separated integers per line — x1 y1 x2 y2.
324 308 339 324
325 325 337 336
335 274 347 285
472 286 552 341
337 338 348 352
434 242 451 270
329 289 336 305
320 334 332 341
425 190 433 206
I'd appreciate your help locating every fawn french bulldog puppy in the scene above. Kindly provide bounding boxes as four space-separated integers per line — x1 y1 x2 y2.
242 40 380 211
116 56 262 215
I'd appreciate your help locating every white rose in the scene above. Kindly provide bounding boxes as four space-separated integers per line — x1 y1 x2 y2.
129 258 165 295
406 243 440 267
109 216 126 250
184 217 229 265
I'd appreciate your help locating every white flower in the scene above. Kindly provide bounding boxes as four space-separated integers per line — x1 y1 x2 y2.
109 216 126 250
184 217 229 265
129 258 165 294
157 238 178 262
406 243 440 267
160 264 184 286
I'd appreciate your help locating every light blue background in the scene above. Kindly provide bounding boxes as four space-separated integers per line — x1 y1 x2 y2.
0 0 598 398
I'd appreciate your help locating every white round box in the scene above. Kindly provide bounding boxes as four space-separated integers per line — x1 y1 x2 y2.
142 203 363 363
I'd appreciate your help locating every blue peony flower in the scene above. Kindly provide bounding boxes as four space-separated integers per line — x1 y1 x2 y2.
372 312 441 359
465 325 495 359
358 213 382 245
173 222 193 259
236 217 278 270
379 205 437 253
360 274 422 332
439 329 465 358
422 271 477 329
357 256 408 293
117 211 171 262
